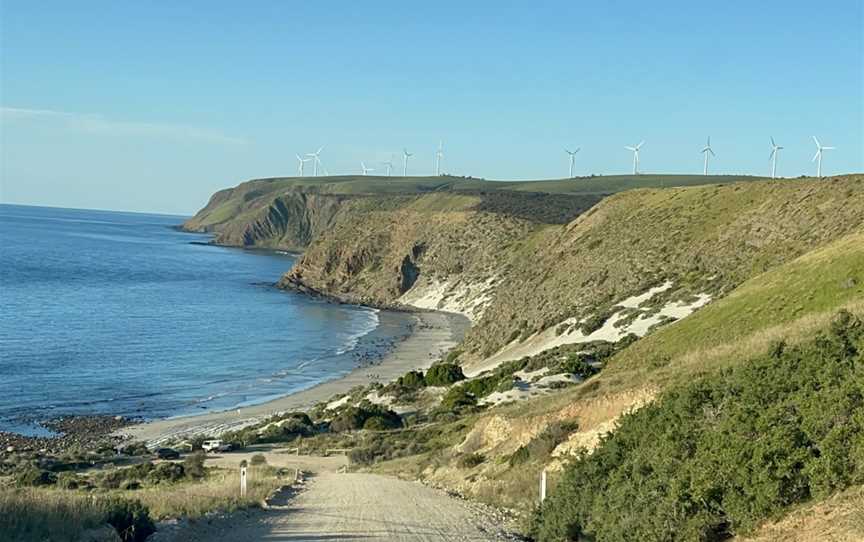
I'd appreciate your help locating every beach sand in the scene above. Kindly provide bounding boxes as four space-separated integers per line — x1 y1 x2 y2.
120 310 469 445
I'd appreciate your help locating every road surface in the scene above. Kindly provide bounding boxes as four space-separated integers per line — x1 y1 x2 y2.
152 449 517 542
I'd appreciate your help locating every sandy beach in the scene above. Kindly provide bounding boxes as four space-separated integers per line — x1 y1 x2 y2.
120 310 469 445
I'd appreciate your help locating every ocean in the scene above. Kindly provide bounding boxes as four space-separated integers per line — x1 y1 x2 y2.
0 204 408 435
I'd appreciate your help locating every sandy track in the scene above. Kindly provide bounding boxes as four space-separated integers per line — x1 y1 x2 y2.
156 472 515 542
153 450 516 541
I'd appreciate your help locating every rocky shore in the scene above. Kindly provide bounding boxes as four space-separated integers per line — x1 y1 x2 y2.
0 415 139 455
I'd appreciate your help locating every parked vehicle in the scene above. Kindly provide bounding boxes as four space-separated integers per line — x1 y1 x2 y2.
155 447 180 460
201 439 232 453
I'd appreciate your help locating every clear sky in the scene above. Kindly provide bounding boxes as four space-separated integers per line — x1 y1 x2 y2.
1 0 862 214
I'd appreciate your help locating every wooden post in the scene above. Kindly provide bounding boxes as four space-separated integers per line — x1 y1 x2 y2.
540 469 547 503
240 465 247 498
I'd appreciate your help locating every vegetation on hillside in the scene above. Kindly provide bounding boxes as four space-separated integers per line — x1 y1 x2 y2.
532 311 864 542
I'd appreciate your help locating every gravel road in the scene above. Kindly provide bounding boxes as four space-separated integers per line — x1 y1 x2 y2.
153 451 519 542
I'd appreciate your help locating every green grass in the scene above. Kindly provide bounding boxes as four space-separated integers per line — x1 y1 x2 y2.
608 230 864 389
185 172 782 231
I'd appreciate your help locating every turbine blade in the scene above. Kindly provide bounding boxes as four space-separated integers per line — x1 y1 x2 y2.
812 151 820 162
771 136 776 146
823 146 836 150
813 136 821 147
710 149 715 156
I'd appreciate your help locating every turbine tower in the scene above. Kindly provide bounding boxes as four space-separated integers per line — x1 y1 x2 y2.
306 146 324 176
565 148 581 178
811 136 835 178
361 162 375 176
435 141 444 176
296 154 311 176
402 148 413 176
383 159 393 177
624 141 644 175
769 137 783 179
701 137 715 175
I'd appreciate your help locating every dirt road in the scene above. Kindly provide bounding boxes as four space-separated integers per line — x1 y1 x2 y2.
153 450 517 541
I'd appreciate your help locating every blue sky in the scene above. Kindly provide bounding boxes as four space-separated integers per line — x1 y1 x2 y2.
1 1 862 214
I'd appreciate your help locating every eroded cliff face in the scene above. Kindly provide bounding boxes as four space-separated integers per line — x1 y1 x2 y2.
183 187 349 252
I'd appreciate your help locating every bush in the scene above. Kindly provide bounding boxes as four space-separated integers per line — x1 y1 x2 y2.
330 401 402 432
147 462 184 484
456 453 485 469
559 355 599 379
56 471 81 489
533 312 864 542
103 498 156 542
14 465 56 487
440 386 478 411
183 451 207 478
508 446 531 466
250 454 267 466
397 370 426 390
425 363 466 386
120 480 141 491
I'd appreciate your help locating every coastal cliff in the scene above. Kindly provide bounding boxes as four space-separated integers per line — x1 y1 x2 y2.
185 174 864 367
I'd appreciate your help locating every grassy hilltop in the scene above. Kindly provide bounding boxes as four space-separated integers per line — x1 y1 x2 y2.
176 172 864 540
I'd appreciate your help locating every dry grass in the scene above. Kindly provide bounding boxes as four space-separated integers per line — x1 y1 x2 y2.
738 485 864 542
123 465 284 519
0 487 107 542
0 466 285 542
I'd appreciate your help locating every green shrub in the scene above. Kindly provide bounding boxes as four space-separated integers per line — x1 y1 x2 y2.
533 311 864 542
250 454 267 466
456 453 485 469
120 480 141 491
559 355 599 379
440 386 478 411
397 370 426 390
56 471 81 489
425 363 466 386
147 462 184 484
14 465 56 487
183 451 207 478
330 401 402 432
103 498 155 542
363 416 400 431
444 348 462 364
508 446 531 466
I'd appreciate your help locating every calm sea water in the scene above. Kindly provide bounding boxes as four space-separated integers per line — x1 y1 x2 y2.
0 204 405 435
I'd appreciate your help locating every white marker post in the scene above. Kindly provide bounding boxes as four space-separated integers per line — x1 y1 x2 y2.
540 469 547 503
240 465 247 498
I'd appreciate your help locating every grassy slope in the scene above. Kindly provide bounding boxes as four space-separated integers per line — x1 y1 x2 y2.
376 228 864 528
459 175 864 359
184 173 772 232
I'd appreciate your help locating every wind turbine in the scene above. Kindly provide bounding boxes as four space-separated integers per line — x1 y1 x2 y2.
306 146 324 176
624 141 644 175
296 154 311 176
383 159 394 177
769 137 783 179
812 136 835 178
361 162 375 176
565 148 581 178
435 141 444 176
402 148 413 176
701 137 715 175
